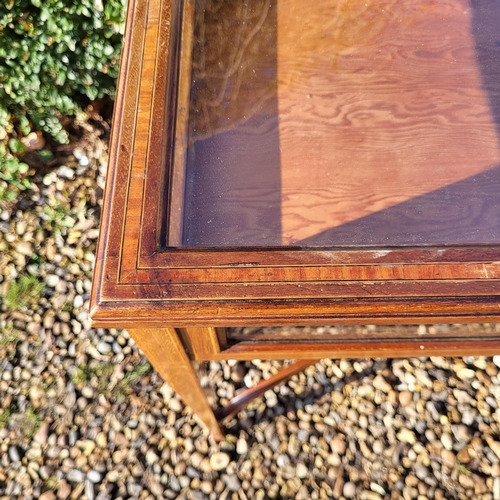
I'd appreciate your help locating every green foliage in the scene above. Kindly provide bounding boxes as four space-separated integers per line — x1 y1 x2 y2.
9 407 42 438
4 273 45 311
0 139 32 203
0 106 32 203
115 362 152 399
71 363 94 385
0 323 22 360
0 324 21 346
72 361 152 400
29 254 45 268
0 405 12 429
0 159 31 202
0 0 125 142
24 407 42 438
121 362 152 387
72 362 113 393
456 463 472 476
40 202 76 236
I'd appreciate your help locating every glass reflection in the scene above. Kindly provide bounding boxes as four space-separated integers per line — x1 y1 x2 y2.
169 0 500 247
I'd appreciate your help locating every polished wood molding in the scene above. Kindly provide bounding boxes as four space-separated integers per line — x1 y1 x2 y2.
90 0 500 330
214 339 500 361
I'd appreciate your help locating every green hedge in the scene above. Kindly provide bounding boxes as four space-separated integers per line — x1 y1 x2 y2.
0 0 125 143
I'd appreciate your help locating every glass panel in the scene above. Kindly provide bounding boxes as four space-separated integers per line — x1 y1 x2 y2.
168 0 500 247
228 323 500 342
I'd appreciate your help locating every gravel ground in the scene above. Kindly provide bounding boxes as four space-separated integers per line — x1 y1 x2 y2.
2 118 500 500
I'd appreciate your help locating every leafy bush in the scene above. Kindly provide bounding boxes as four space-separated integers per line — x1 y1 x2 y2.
0 150 31 204
0 106 32 202
0 0 126 143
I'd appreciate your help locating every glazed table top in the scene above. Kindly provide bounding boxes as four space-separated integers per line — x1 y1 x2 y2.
169 0 500 248
90 0 500 335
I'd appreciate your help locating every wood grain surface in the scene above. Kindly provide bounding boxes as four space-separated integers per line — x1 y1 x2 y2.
168 0 195 245
128 327 223 439
176 0 500 246
279 0 500 244
214 339 500 361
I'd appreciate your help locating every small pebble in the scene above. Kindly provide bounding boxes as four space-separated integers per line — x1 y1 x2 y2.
8 446 22 462
87 470 103 483
236 437 248 455
39 491 56 500
344 482 356 498
67 469 86 483
209 452 230 471
57 165 75 179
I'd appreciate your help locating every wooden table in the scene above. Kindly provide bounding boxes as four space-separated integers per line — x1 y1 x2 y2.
90 0 500 438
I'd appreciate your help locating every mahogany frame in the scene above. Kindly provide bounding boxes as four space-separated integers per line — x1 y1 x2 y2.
90 0 500 436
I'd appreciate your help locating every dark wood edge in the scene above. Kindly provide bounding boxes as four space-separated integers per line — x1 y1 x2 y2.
211 339 500 360
90 296 500 327
139 0 181 257
137 246 500 270
98 280 500 302
90 0 146 314
140 263 500 283
165 0 194 246
118 0 167 279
